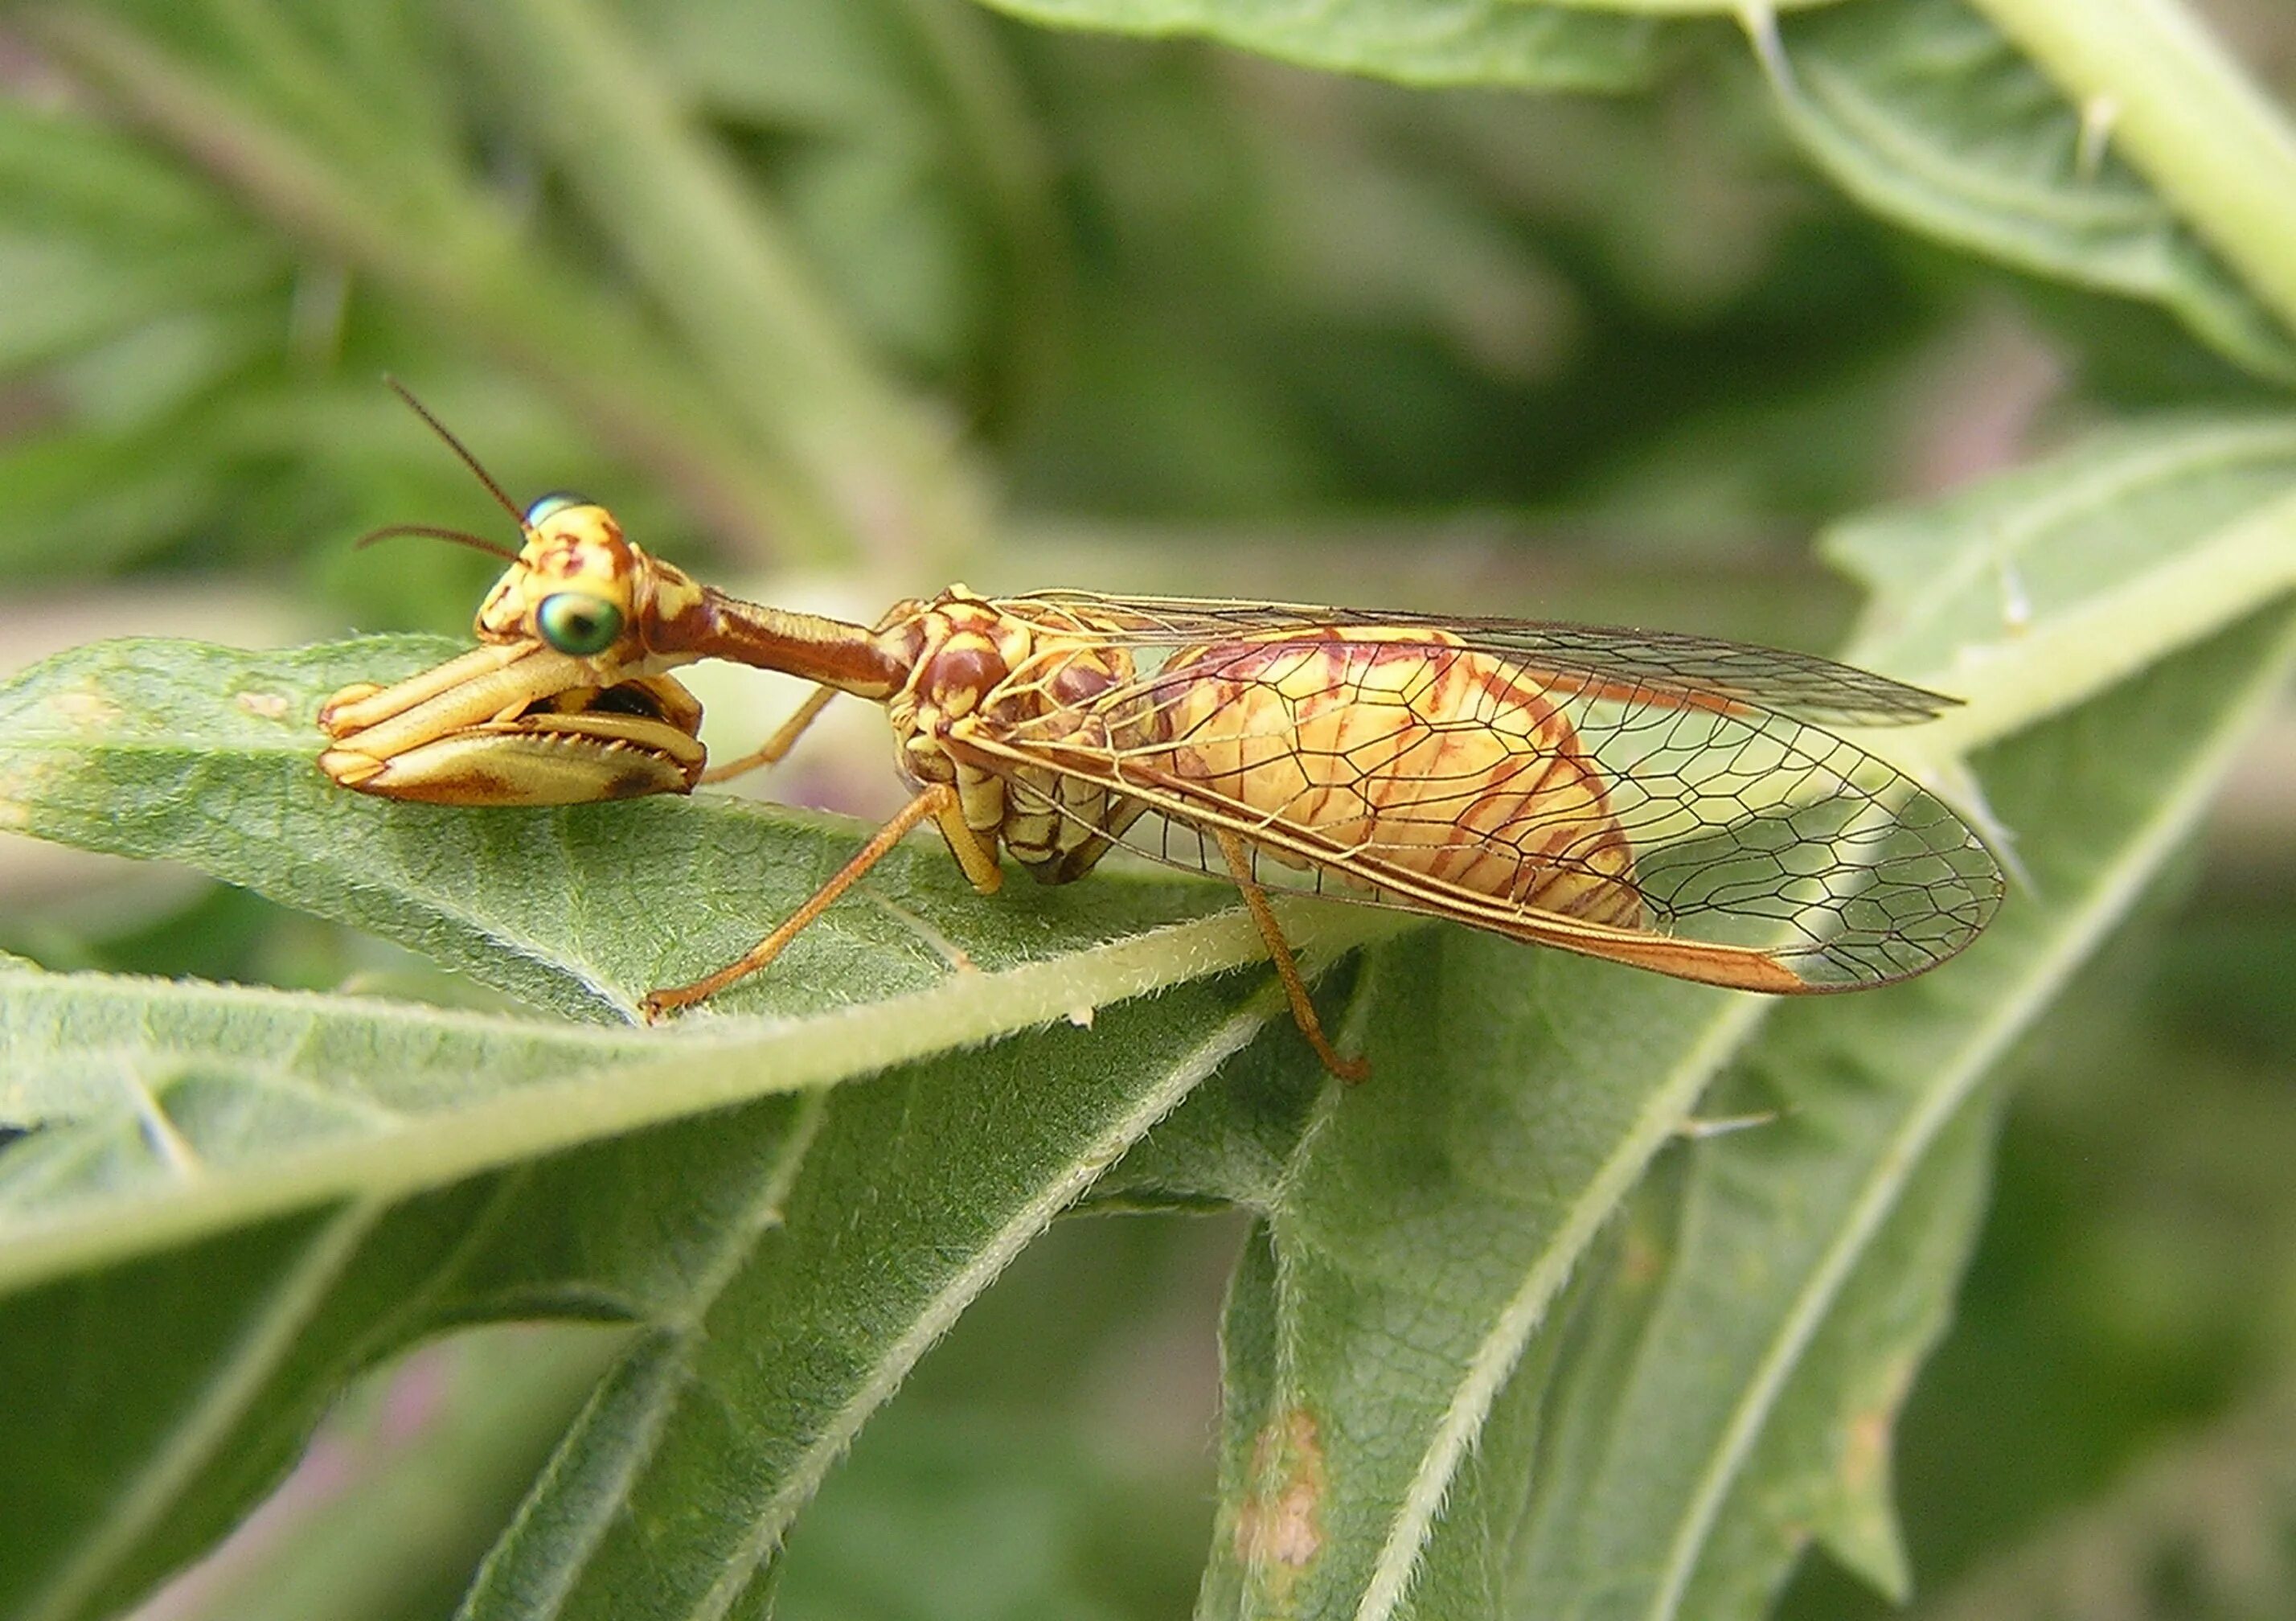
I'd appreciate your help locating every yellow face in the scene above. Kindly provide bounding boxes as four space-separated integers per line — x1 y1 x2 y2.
475 494 650 660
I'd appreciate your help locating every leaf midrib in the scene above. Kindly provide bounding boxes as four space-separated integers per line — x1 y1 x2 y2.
685 1000 1277 1621
1348 999 1770 1621
0 903 1408 1295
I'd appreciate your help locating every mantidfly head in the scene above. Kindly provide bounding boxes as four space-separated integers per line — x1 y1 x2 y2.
470 489 708 667
316 382 711 806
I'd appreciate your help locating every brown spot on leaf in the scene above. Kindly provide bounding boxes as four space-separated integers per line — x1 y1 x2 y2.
1843 1406 1890 1496
1843 1354 1919 1497
236 689 292 720
0 755 39 829
49 687 121 732
1234 1407 1326 1586
1619 1224 1664 1287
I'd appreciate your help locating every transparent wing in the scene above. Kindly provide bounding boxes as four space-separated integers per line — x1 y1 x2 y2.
1006 589 1953 727
967 617 2003 992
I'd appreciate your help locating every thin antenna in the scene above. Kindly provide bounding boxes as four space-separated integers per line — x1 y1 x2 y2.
354 522 520 561
383 375 527 527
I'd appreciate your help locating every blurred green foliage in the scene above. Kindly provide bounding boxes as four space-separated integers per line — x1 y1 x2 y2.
0 0 2036 619
1 1 2293 1618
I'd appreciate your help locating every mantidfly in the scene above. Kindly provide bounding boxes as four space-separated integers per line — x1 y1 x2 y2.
319 387 2003 1078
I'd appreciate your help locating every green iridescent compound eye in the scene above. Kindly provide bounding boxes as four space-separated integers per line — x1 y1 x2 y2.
536 592 623 656
523 490 592 527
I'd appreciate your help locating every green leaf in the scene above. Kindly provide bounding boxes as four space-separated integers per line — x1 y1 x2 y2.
0 971 1283 1621
1828 413 2296 761
970 0 2296 380
17 5 865 565
1060 417 2296 1616
0 634 1413 1287
1675 1093 1997 1613
1192 932 1776 1615
35 1327 621 1621
0 623 1339 1619
970 0 1661 91
0 964 653 1277
638 0 1067 396
1765 0 2296 383
4 415 2292 1618
452 0 990 573
1502 605 2296 1620
0 95 281 373
0 636 1229 1021
460 990 1270 1621
1187 605 2296 1621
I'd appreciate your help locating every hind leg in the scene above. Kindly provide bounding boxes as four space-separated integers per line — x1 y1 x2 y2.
1213 830 1367 1082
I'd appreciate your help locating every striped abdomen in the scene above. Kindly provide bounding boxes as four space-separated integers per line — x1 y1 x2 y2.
1147 632 1643 925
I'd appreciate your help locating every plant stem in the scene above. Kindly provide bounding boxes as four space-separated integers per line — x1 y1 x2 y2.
464 0 990 576
25 7 820 562
1965 0 2296 339
892 0 1074 434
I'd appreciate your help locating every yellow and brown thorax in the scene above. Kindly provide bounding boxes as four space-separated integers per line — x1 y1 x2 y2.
874 590 1164 877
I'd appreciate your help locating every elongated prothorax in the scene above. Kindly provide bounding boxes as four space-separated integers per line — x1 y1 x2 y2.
654 589 909 700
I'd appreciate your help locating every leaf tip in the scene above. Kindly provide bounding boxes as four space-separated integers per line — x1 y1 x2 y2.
1819 1353 1920 1600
